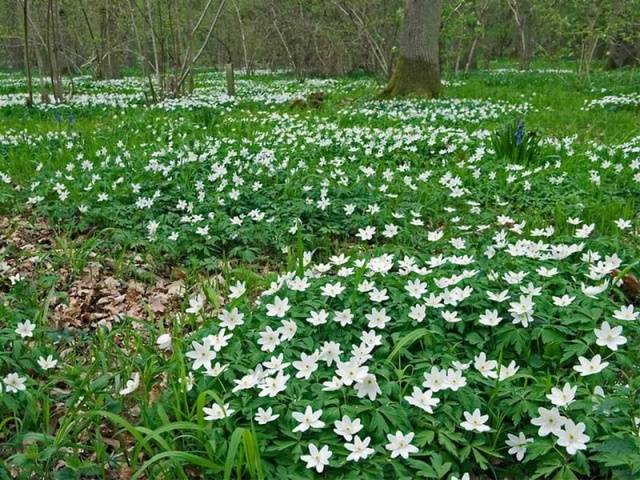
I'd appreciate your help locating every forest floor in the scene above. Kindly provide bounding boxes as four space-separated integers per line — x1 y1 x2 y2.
1 65 640 479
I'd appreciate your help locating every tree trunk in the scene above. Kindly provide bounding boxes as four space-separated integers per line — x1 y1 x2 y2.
507 0 533 70
231 0 250 74
225 62 235 95
144 0 162 90
465 37 479 73
22 0 33 106
607 39 639 70
382 0 442 98
46 0 63 102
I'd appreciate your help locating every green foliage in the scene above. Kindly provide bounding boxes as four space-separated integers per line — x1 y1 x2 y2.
491 119 540 165
0 67 639 480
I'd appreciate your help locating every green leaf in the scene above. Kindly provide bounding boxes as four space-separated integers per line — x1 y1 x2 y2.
387 327 433 362
132 451 222 479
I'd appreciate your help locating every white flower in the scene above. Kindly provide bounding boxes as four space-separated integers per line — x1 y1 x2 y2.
408 304 426 323
446 368 467 390
382 224 399 238
368 287 389 303
205 362 228 377
442 310 461 323
37 355 58 370
594 321 626 351
427 229 444 241
474 352 498 379
292 406 325 433
203 403 234 421
531 407 566 436
552 295 575 307
336 361 368 386
321 281 345 298
556 420 590 455
506 432 533 461
575 223 594 238
334 309 354 326
15 320 36 338
300 444 332 473
307 309 329 326
354 374 381 400
228 281 246 299
451 475 470 480
186 338 216 370
509 295 535 327
573 354 609 376
385 431 418 459
499 361 519 381
258 372 289 397
333 415 363 441
257 326 281 352
581 281 608 298
185 293 205 314
546 383 577 407
345 435 375 462
614 218 632 230
460 409 490 432
322 376 344 391
318 341 341 366
479 309 502 326
254 407 279 425
405 279 428 299
3 373 27 393
266 296 290 318
356 226 376 241
278 319 297 341
218 308 245 330
423 366 449 391
613 304 638 321
292 351 319 380
156 333 172 350
404 386 440 413
487 289 510 303
366 308 390 329
119 372 140 396
207 329 232 352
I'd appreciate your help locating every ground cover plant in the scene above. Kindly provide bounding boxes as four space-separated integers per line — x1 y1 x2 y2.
1 65 640 480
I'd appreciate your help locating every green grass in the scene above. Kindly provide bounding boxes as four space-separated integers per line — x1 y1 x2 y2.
1 65 640 479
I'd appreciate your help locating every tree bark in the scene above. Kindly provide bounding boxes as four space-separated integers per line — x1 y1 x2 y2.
507 0 533 70
382 0 442 98
231 0 250 74
22 0 33 106
465 37 479 73
46 0 63 102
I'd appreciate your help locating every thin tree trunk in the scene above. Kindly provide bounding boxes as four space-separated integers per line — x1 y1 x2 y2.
127 0 147 76
383 0 442 98
175 0 217 93
231 0 249 74
144 0 162 89
585 37 598 75
34 46 49 103
46 0 63 101
22 0 33 106
104 0 114 78
507 0 532 70
332 1 389 79
271 7 296 73
175 0 227 93
79 1 101 78
465 37 479 73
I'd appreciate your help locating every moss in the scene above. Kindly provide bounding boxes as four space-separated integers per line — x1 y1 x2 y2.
381 56 441 99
